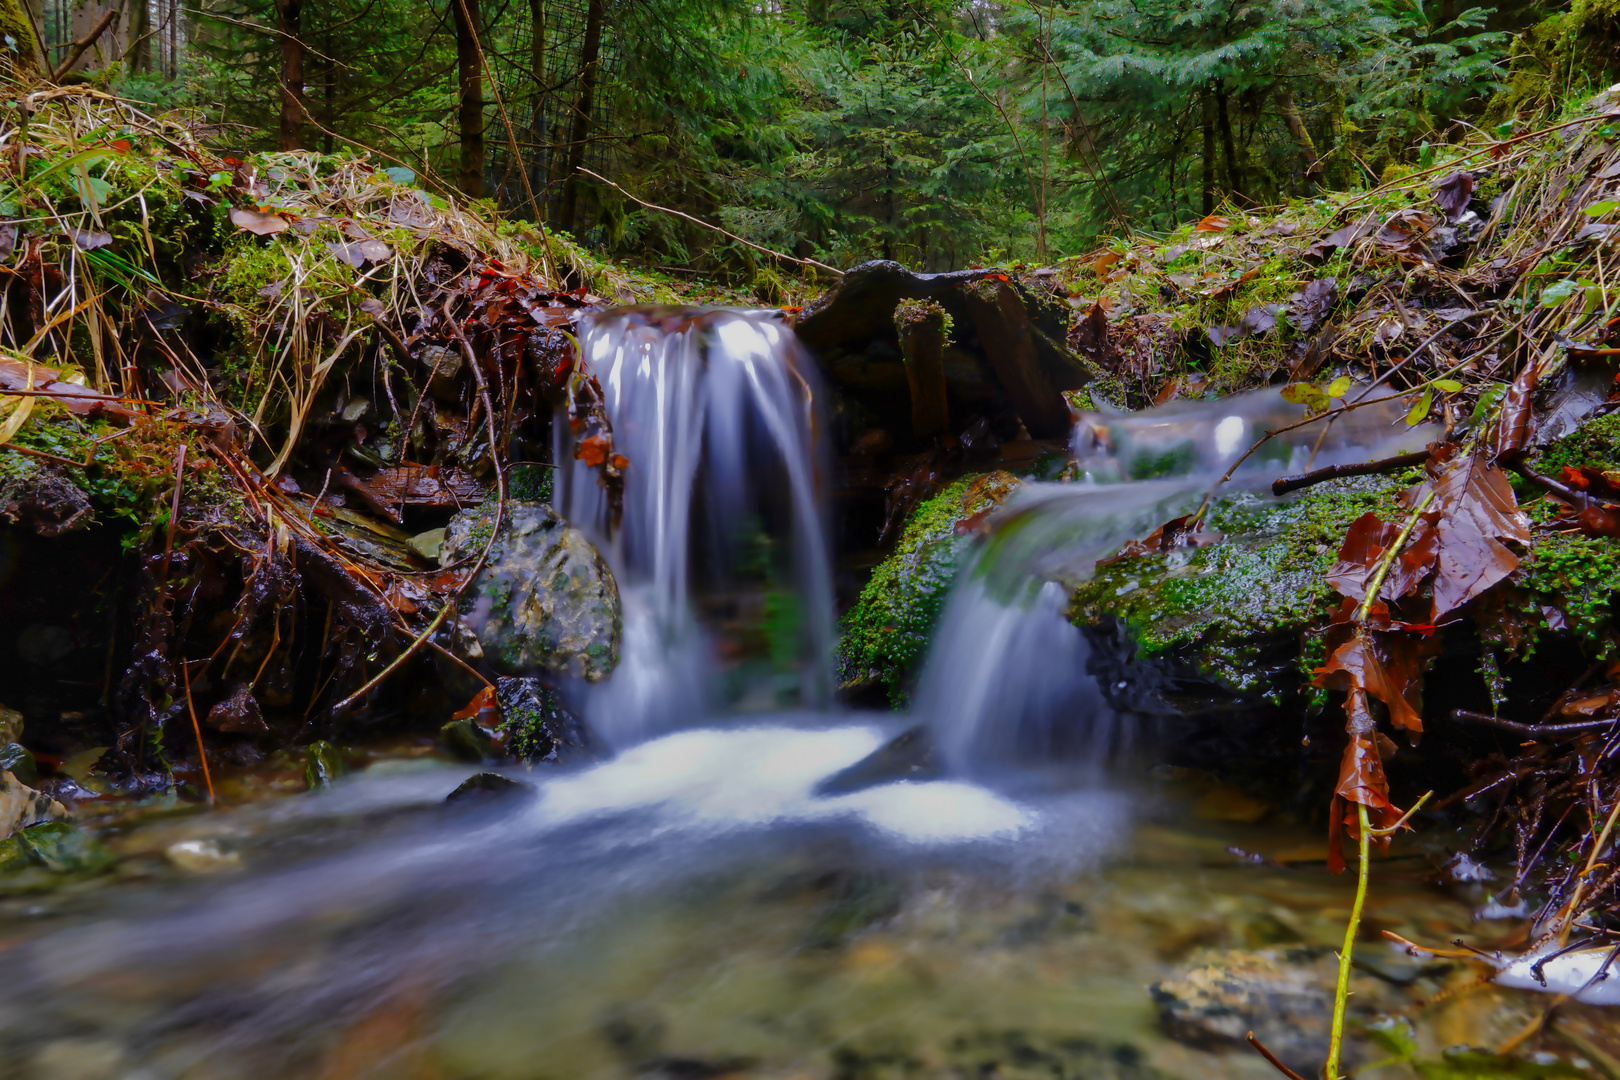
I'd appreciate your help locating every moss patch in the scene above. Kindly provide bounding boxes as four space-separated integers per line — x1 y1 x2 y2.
1069 473 1422 696
836 471 1021 705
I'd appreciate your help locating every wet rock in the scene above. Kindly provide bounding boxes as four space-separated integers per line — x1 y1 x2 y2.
205 684 269 735
814 724 941 795
837 471 1022 704
438 718 498 763
303 741 347 789
0 821 115 878
0 768 66 839
0 464 93 536
166 838 242 873
445 771 535 803
1150 946 1341 1073
0 742 38 785
494 676 596 763
0 703 21 744
31 1037 127 1080
440 501 621 682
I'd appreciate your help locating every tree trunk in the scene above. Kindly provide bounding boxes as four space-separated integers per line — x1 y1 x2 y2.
1201 87 1216 215
805 0 827 26
0 0 43 73
1277 86 1319 182
557 0 604 232
124 0 148 72
1215 81 1242 205
454 0 485 198
275 0 303 149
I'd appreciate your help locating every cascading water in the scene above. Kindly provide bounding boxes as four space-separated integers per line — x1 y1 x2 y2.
917 388 1436 773
555 307 834 746
0 333 1458 1079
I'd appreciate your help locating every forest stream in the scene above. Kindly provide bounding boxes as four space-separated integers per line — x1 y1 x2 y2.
5 22 1620 1080
0 305 1606 1080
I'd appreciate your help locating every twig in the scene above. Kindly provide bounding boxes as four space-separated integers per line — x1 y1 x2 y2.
577 168 844 277
1246 1033 1309 1080
181 660 215 805
1272 449 1432 496
158 442 186 590
49 7 119 81
1450 709 1618 739
1369 790 1433 837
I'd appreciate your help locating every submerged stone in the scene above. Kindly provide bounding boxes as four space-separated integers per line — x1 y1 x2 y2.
438 718 497 763
441 501 621 682
445 771 535 803
0 768 65 840
1150 946 1343 1073
813 724 940 795
0 743 38 785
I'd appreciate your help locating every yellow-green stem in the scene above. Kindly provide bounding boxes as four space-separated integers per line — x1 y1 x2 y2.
1355 488 1436 622
1326 801 1371 1080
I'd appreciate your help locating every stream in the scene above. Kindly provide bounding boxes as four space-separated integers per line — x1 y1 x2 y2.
0 309 1564 1080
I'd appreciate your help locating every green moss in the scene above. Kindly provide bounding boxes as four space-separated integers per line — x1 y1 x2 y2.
1535 410 1620 475
836 471 1022 705
1069 473 1420 695
1513 532 1620 651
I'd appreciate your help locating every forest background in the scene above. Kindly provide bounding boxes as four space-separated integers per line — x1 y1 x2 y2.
10 0 1620 289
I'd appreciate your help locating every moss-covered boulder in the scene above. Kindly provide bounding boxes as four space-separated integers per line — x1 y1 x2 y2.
836 471 1022 704
442 501 621 682
1068 473 1424 700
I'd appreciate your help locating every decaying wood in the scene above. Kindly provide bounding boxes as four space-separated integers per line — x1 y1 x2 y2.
962 277 1072 439
895 299 951 441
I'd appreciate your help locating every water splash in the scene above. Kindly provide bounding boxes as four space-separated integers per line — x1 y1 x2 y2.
556 307 833 746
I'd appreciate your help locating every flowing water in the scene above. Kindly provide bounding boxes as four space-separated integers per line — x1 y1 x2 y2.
0 319 1541 1080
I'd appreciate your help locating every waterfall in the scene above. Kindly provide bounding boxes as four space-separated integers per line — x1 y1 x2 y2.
556 307 833 748
916 388 1436 774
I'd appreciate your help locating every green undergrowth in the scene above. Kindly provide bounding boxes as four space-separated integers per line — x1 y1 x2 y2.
1069 473 1422 697
836 471 1022 706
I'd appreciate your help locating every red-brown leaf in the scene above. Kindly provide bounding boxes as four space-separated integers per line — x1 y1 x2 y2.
1314 626 1430 733
1404 453 1528 620
1493 364 1538 459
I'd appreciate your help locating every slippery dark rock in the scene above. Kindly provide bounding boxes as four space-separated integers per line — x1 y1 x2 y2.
813 724 941 795
494 676 596 763
439 718 498 763
440 501 621 682
0 743 37 785
0 465 92 537
445 771 535 803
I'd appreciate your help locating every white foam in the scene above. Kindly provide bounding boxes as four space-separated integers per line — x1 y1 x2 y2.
537 725 1034 844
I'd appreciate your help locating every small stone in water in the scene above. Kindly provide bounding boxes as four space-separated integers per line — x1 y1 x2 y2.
166 839 241 873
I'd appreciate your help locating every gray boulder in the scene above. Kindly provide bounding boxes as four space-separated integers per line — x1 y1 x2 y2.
441 501 621 682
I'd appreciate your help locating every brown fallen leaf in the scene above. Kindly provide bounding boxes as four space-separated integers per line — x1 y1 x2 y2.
1404 449 1529 621
229 208 290 236
64 227 113 250
205 684 269 734
1433 171 1476 223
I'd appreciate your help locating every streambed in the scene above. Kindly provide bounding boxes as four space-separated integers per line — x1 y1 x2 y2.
0 724 1574 1080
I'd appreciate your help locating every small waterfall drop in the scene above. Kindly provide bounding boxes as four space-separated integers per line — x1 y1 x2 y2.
916 388 1435 773
556 307 833 747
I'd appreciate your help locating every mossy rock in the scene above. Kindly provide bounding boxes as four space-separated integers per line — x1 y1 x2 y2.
836 471 1022 705
0 822 115 891
441 501 621 682
1068 473 1423 699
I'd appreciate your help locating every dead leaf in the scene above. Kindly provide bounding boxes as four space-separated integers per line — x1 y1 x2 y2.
1433 171 1476 223
65 227 113 251
1492 363 1537 460
1290 278 1339 335
1195 214 1230 232
1404 451 1529 621
230 208 290 236
1098 515 1222 564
